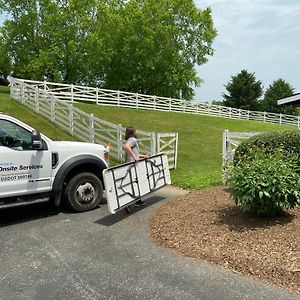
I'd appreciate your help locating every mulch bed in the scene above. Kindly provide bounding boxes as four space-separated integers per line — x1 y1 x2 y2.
149 187 300 293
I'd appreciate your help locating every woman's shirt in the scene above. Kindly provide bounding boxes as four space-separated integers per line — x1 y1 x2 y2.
125 137 140 162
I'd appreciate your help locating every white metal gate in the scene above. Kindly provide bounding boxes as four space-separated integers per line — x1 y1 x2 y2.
222 129 261 184
157 133 178 169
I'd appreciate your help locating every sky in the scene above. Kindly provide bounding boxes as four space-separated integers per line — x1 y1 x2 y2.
0 12 7 26
194 0 300 102
1 1 300 103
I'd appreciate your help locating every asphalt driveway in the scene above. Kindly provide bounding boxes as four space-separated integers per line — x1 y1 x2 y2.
0 186 299 300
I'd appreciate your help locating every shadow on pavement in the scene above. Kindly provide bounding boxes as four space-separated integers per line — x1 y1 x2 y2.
95 195 165 226
0 202 60 227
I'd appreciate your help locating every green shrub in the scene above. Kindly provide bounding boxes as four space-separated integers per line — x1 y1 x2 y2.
228 152 300 216
234 131 300 166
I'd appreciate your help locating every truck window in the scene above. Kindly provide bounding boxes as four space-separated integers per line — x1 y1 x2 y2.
0 119 32 150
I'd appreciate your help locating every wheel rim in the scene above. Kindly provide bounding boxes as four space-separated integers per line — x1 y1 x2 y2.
75 181 96 205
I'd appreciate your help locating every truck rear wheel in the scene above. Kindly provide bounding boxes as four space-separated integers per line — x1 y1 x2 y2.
65 172 103 212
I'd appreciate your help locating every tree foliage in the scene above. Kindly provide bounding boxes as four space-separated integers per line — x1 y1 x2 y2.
0 0 217 100
0 0 109 83
261 79 296 115
223 70 263 110
0 30 10 76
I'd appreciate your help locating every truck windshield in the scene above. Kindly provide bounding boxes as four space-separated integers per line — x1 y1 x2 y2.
0 119 32 150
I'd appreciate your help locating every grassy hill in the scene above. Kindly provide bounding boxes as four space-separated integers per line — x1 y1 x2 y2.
0 86 295 189
0 86 75 141
76 103 295 189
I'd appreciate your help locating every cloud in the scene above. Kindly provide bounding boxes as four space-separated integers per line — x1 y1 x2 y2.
194 0 300 102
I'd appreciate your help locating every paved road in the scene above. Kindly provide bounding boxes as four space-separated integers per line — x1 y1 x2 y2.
0 186 299 300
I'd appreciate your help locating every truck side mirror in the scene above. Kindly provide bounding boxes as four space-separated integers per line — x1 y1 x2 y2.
31 130 43 150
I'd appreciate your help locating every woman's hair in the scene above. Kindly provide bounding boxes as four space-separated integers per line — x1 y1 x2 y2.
125 127 137 140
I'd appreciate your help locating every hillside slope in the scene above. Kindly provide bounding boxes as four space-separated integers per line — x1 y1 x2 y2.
0 86 295 189
75 102 295 189
0 86 75 141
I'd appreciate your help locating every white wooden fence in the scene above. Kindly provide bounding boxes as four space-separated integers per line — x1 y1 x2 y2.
10 78 300 128
10 81 178 169
222 130 261 184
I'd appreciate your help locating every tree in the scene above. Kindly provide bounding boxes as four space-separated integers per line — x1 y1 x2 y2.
0 30 10 77
211 100 223 106
102 0 217 100
223 70 263 110
0 0 109 83
0 0 217 100
261 79 296 115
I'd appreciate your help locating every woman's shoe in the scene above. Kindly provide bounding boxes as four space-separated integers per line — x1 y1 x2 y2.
134 200 145 207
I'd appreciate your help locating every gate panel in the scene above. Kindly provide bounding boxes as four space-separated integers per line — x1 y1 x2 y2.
157 133 178 169
222 130 261 184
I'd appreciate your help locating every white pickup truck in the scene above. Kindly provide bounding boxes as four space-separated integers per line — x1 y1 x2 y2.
0 113 108 212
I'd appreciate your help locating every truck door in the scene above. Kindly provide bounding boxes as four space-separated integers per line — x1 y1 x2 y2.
0 119 52 198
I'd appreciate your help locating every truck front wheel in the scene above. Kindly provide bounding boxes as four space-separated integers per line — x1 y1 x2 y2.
65 172 103 212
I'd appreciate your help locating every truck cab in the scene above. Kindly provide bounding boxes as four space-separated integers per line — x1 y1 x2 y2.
0 114 108 212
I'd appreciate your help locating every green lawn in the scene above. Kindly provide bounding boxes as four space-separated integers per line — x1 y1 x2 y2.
0 86 75 141
0 85 295 189
75 102 295 189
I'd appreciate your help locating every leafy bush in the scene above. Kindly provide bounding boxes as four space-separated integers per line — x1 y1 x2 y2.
234 131 300 166
229 152 300 216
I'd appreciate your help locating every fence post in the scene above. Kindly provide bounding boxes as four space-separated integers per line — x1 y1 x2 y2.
117 91 120 107
50 95 55 123
239 108 241 119
169 98 171 112
174 132 178 169
21 82 25 104
35 86 39 113
155 132 161 154
247 110 250 120
153 96 156 110
117 124 123 162
298 116 300 129
71 84 74 103
263 111 266 122
43 81 47 92
89 114 95 143
151 132 156 156
96 87 99 105
136 93 138 109
222 129 229 185
229 107 232 119
9 78 14 100
279 113 282 124
69 106 74 136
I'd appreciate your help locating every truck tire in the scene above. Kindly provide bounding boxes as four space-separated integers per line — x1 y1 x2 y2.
65 172 103 212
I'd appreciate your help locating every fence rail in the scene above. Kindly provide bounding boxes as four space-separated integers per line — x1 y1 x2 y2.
10 78 300 128
10 81 178 169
